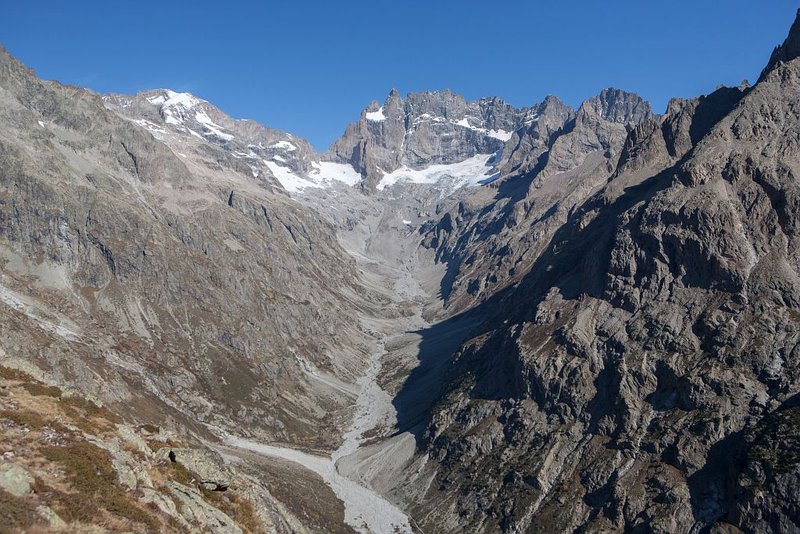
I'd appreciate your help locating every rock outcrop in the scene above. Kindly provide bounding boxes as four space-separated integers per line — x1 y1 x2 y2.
0 364 334 532
422 88 654 311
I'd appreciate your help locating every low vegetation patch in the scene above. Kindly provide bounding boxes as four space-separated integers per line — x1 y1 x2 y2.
201 487 262 534
41 441 160 531
0 365 34 381
22 382 62 398
0 408 48 430
0 488 39 532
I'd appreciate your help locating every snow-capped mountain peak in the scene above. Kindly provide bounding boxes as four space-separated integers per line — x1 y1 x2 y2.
140 89 234 141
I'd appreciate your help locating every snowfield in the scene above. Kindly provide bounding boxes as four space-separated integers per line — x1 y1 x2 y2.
266 160 363 192
377 153 499 190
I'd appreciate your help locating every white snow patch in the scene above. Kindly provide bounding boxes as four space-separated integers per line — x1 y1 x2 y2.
524 111 542 125
150 90 206 128
264 160 312 192
412 113 446 125
266 160 363 193
365 106 386 122
161 90 201 109
270 140 297 152
194 110 234 141
452 117 513 141
145 94 166 105
402 219 412 225
377 153 499 191
134 119 167 136
487 129 513 141
37 120 45 128
146 94 166 105
310 161 363 186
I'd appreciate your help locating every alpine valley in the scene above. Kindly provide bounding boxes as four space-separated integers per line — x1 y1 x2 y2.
0 9 799 534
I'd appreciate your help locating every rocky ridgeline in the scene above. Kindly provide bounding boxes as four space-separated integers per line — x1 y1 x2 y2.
0 44 376 453
104 89 320 178
421 88 654 311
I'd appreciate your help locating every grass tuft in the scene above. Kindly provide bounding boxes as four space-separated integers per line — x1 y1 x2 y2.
201 487 262 533
0 365 34 382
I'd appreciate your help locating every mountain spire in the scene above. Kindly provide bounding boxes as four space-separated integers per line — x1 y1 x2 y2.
759 8 800 81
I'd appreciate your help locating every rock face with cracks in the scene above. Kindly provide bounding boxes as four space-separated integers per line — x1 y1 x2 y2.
325 88 534 190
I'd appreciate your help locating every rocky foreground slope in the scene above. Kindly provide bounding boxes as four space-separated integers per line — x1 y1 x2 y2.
0 9 799 534
0 364 351 533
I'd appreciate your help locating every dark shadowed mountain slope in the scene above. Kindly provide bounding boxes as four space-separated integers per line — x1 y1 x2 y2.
391 11 800 533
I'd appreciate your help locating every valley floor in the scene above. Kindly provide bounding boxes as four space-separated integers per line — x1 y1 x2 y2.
218 192 455 533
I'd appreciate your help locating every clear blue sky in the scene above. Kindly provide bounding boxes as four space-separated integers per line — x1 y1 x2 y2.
3 1 797 150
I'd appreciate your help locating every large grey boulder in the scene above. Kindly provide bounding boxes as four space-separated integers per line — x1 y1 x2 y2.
0 462 33 497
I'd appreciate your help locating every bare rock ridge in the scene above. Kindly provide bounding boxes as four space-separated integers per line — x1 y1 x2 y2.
103 89 320 179
420 88 654 311
761 8 800 81
0 9 798 534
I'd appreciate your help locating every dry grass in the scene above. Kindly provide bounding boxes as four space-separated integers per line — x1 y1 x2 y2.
200 488 262 534
0 365 34 381
164 459 197 486
0 364 267 534
146 438 181 452
0 408 49 430
0 488 40 532
21 382 62 398
41 441 162 531
60 395 122 434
